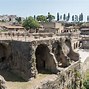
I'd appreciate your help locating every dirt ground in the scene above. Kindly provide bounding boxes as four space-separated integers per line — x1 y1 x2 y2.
0 70 57 89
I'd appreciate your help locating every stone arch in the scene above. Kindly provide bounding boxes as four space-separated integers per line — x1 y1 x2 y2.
35 43 59 73
35 44 50 72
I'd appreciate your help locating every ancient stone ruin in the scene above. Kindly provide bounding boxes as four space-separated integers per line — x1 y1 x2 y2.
0 75 6 89
0 36 80 81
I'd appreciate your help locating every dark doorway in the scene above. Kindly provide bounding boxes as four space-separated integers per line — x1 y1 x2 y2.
35 44 50 73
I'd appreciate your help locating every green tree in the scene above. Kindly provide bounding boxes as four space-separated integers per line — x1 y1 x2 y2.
87 15 89 22
22 16 40 32
57 12 59 21
83 79 89 89
72 15 74 22
47 12 55 22
60 15 62 20
34 15 36 20
75 15 78 22
79 13 83 22
66 13 70 21
15 17 22 23
37 15 47 22
63 14 66 21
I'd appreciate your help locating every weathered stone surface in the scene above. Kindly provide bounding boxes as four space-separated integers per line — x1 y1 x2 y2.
52 40 70 68
0 41 11 70
35 43 59 73
35 61 81 89
65 39 79 61
0 36 80 81
0 75 6 89
9 41 36 81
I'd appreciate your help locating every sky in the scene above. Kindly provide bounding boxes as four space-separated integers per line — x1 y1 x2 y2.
0 0 89 21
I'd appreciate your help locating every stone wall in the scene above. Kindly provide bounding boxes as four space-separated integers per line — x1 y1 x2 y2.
0 40 37 81
82 40 89 49
8 41 37 81
0 75 7 89
36 61 82 89
0 36 80 81
40 22 64 33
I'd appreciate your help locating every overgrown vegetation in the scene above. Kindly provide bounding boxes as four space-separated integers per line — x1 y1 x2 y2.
83 71 89 89
22 16 40 31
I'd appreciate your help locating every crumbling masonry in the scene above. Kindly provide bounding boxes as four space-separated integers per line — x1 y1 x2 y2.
0 33 80 81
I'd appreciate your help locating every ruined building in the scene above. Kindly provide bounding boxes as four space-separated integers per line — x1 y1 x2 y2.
0 32 82 89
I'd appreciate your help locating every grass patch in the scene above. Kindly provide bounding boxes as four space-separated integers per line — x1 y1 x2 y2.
83 70 89 89
0 30 8 32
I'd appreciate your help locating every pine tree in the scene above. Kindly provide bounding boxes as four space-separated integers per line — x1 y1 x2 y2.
34 15 36 20
87 15 89 22
66 13 70 21
72 15 74 22
60 15 62 20
79 13 83 22
63 14 66 21
75 15 78 22
57 13 59 21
